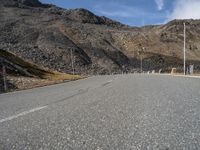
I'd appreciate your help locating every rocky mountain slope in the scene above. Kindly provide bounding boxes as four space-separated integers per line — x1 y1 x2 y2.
1 0 200 75
0 49 81 93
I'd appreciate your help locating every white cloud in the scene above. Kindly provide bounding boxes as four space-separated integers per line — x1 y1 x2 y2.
93 1 167 26
155 0 164 10
94 2 137 18
168 0 200 20
96 10 133 18
94 2 164 19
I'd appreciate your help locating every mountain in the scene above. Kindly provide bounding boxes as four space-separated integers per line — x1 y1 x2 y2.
0 0 200 75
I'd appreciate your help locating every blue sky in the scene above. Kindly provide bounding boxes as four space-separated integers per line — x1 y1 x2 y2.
40 0 200 27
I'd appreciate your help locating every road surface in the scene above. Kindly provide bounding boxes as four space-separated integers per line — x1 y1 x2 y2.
0 74 200 150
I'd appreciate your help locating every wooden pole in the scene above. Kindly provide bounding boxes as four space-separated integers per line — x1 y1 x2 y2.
2 65 7 92
71 49 75 76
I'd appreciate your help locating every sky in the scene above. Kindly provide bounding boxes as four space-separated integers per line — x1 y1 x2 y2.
40 0 200 27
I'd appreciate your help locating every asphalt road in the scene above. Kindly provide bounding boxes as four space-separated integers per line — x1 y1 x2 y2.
0 74 200 150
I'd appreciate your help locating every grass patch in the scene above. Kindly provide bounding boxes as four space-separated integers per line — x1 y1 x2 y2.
44 71 82 81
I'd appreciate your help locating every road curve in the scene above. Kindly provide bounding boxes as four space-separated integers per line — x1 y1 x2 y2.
0 74 200 150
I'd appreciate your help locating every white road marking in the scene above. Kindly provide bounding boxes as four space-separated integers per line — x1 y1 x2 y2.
114 77 118 80
152 73 200 79
0 106 47 123
107 80 113 83
105 77 118 84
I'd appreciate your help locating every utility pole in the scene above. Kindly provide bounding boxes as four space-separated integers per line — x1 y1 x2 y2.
140 55 143 73
138 47 145 73
138 50 142 73
70 48 75 76
183 22 186 75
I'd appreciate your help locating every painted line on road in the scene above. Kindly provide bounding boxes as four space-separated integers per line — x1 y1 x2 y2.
107 79 114 83
173 75 200 79
108 77 118 83
0 106 47 123
102 77 117 87
114 77 118 80
148 73 200 79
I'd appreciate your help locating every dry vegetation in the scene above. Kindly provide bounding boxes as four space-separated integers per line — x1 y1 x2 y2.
0 50 82 93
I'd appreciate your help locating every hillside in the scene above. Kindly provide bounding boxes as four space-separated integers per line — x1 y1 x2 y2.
1 0 200 75
0 49 81 92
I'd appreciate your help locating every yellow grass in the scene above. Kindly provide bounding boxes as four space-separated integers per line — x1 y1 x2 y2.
0 49 82 81
44 72 82 81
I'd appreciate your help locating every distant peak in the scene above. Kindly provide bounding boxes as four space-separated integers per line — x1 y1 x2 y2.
1 0 46 7
75 8 92 13
66 8 125 27
18 0 42 7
